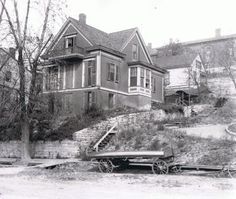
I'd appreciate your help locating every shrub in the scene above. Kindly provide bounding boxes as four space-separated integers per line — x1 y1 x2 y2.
214 97 228 108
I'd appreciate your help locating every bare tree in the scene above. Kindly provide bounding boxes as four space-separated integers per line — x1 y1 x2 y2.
0 0 67 161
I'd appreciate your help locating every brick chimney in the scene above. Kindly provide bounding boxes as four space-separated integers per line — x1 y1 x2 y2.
215 28 221 37
79 13 86 24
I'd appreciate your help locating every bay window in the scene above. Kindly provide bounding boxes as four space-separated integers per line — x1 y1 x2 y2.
140 68 145 87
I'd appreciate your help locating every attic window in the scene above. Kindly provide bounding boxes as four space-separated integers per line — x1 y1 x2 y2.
132 44 138 60
5 71 12 82
65 37 74 48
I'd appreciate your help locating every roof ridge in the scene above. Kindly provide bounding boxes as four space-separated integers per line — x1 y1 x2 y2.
69 17 109 35
109 27 137 35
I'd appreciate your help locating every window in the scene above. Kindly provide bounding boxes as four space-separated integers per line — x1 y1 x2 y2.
146 70 150 89
65 37 74 48
132 44 138 60
130 67 137 86
140 68 145 87
151 77 156 93
108 93 114 109
46 67 58 90
87 60 96 86
107 63 119 82
87 91 96 109
4 71 12 82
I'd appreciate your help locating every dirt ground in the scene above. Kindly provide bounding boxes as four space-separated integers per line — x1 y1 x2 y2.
0 163 236 199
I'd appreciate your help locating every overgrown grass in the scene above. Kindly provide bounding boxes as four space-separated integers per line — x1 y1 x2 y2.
109 125 236 165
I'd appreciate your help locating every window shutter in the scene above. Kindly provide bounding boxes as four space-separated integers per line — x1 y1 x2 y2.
107 63 110 81
116 65 119 82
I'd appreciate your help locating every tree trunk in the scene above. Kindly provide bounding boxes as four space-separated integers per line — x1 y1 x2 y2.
21 118 31 161
18 47 31 161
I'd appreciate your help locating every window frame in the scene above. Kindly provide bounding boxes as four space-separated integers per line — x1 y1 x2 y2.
107 63 119 83
130 67 137 87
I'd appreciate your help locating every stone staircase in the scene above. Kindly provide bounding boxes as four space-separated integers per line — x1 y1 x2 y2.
86 123 118 154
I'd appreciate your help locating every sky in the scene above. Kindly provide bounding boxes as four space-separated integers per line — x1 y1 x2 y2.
64 0 236 48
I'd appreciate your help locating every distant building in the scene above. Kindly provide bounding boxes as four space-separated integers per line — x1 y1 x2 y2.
152 52 205 105
42 14 166 114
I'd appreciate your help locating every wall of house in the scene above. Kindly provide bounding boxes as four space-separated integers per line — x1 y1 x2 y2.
151 72 164 102
167 67 189 88
100 53 128 93
123 33 150 63
51 23 91 51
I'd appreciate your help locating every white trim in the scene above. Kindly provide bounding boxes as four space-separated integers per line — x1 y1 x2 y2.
63 65 66 89
161 77 164 102
72 64 75 88
101 52 122 61
135 32 152 64
64 34 77 39
136 29 153 64
43 85 152 98
97 51 101 86
43 87 99 94
82 61 85 87
128 68 130 87
137 67 141 86
84 57 96 61
120 29 137 51
58 65 61 90
100 87 129 96
120 29 153 64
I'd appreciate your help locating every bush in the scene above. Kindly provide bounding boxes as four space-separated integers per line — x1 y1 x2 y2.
214 97 228 108
152 103 184 114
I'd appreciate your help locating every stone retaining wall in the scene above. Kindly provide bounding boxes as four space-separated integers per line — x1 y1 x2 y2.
0 140 80 158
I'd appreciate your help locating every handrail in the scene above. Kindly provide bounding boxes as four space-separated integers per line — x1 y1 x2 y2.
93 122 117 152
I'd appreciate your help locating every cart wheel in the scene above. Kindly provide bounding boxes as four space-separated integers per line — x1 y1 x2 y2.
152 159 169 175
170 165 181 174
98 159 114 173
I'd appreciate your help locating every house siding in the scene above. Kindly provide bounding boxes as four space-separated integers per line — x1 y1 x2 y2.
151 72 164 102
100 54 128 93
52 24 91 51
123 34 149 63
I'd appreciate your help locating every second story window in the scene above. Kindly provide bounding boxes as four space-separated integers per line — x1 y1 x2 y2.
132 44 138 60
107 63 119 83
130 67 137 87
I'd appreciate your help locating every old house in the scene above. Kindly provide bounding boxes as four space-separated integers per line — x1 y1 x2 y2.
0 48 18 118
42 14 166 114
152 52 205 105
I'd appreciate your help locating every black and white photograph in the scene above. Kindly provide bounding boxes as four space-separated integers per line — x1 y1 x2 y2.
0 0 236 198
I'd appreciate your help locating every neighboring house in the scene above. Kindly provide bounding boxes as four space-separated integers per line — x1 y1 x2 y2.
0 48 18 116
42 14 166 114
152 53 205 105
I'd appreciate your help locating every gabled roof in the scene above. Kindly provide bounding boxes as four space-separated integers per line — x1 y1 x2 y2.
69 17 136 51
153 53 198 69
109 28 137 50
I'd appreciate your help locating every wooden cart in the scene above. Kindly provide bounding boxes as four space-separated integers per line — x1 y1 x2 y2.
88 151 174 174
88 151 236 177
